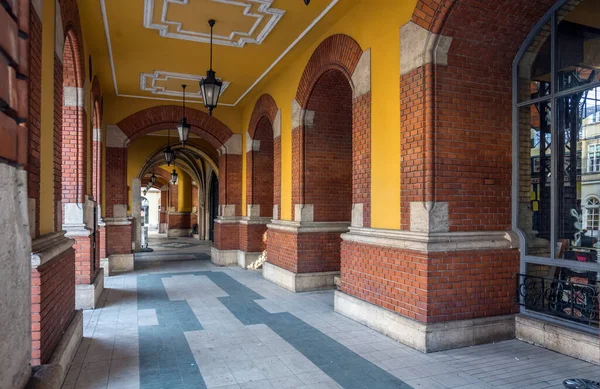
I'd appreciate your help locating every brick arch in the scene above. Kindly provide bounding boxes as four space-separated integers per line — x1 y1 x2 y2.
248 94 278 139
295 34 363 109
117 105 234 150
400 0 559 232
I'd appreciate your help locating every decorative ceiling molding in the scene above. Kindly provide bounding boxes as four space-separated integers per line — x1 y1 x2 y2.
99 0 339 106
140 70 230 102
143 0 285 48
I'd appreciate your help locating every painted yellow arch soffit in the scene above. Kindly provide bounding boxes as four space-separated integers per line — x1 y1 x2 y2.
83 0 356 107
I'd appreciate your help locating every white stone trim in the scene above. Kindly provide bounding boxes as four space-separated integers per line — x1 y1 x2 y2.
240 217 270 225
93 128 102 142
106 125 129 148
140 70 230 102
104 217 132 226
263 262 339 292
109 254 134 273
75 268 104 310
291 99 302 129
219 204 236 218
351 49 371 98
342 227 519 253
516 314 600 365
273 109 281 138
143 0 285 48
247 204 261 218
268 220 349 234
400 21 452 76
167 228 191 237
211 247 238 266
246 132 260 153
273 204 279 220
63 87 84 107
55 0 64 60
32 0 43 19
31 232 76 268
100 0 339 106
335 291 515 353
410 201 449 233
351 203 363 228
237 251 262 269
220 134 242 155
294 204 314 222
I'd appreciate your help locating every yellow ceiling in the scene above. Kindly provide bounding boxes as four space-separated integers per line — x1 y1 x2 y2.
79 0 357 106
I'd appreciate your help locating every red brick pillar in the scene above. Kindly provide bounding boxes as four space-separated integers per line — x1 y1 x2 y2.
266 41 368 293
212 134 242 266
104 126 133 275
336 20 519 353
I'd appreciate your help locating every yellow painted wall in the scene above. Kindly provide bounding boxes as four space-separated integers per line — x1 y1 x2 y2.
177 168 192 213
39 0 56 235
239 0 415 228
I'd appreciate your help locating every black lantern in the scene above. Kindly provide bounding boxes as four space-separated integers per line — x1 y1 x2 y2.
178 84 191 145
164 125 175 166
171 169 178 185
150 172 157 185
143 189 147 196
199 19 223 116
304 0 310 4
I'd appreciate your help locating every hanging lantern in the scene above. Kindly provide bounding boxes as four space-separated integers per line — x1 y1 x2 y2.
178 84 191 145
143 189 147 196
171 169 178 185
150 172 157 184
164 145 175 166
199 20 223 116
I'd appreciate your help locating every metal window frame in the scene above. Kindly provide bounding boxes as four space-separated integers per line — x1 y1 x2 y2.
512 0 600 334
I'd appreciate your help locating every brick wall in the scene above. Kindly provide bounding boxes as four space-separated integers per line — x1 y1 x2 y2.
61 34 86 205
28 8 42 237
400 0 556 231
340 241 519 324
247 118 274 218
267 229 342 273
53 56 63 227
160 211 167 224
169 183 178 210
274 137 281 216
302 69 353 222
0 0 29 166
353 92 371 227
105 147 127 218
240 223 267 253
31 248 76 365
98 225 106 259
214 222 239 251
168 213 190 230
106 224 132 256
72 235 93 284
219 154 242 216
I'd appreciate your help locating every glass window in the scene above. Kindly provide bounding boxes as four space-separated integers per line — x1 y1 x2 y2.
516 0 600 330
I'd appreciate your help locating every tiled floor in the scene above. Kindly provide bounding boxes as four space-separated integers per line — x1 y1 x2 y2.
63 238 599 389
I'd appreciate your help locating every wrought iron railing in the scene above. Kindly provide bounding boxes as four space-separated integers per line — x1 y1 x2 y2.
516 273 600 328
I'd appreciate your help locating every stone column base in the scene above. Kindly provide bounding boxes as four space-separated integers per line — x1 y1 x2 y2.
237 251 262 269
334 291 515 353
158 223 168 234
516 314 600 364
167 229 191 237
27 310 83 389
75 268 104 309
211 247 238 266
107 254 134 275
263 262 339 293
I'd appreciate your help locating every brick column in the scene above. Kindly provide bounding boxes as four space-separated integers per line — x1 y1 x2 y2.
335 21 519 353
104 125 133 275
212 134 243 266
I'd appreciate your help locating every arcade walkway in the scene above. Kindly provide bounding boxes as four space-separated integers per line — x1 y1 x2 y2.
63 241 598 389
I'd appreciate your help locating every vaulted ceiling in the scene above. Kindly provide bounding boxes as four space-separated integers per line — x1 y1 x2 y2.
78 0 357 107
